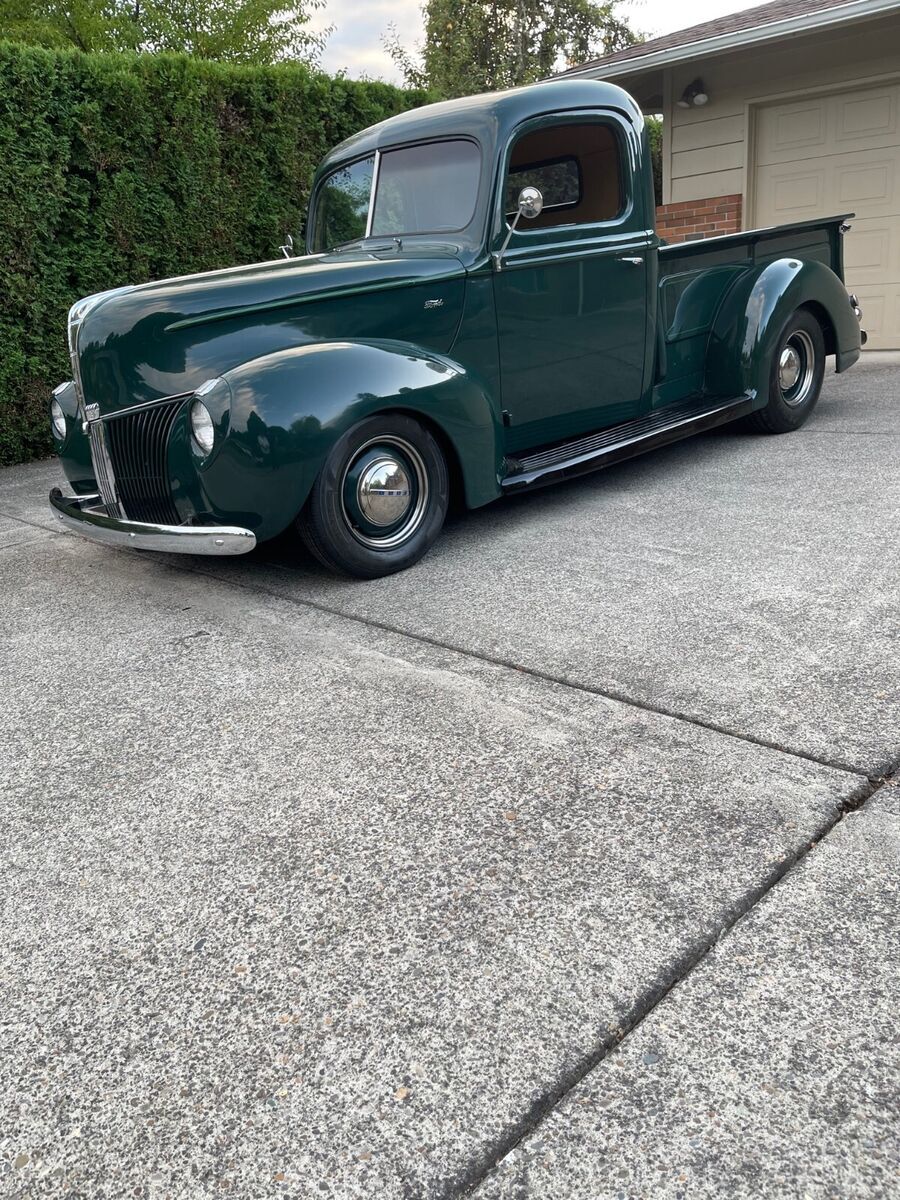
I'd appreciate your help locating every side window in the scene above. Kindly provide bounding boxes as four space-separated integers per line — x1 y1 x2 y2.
506 156 581 218
505 122 624 230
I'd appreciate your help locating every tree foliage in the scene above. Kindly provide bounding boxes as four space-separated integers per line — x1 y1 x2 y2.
0 42 426 464
646 113 662 207
385 0 640 98
0 0 328 63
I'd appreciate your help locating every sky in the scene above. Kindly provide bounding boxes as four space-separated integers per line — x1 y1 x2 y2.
307 0 770 83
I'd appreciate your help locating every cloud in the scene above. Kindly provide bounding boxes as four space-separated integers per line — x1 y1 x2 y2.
310 0 424 83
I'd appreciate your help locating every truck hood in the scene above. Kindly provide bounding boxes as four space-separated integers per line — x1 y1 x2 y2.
75 246 468 411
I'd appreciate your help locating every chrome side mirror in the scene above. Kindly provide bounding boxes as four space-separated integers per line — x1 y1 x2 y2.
517 186 544 220
280 233 295 259
494 186 544 271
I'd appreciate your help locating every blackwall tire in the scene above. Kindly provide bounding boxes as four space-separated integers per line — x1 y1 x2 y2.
747 308 826 434
297 414 449 579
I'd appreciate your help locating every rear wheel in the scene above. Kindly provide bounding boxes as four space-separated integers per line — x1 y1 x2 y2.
297 414 449 578
747 309 825 434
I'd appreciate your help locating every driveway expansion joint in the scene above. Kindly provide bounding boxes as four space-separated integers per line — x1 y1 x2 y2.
455 767 893 1200
173 558 873 781
13 502 883 780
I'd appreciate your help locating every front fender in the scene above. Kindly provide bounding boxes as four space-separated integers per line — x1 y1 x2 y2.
194 340 504 542
705 258 861 404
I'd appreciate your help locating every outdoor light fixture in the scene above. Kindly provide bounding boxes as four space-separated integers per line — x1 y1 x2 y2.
677 78 709 108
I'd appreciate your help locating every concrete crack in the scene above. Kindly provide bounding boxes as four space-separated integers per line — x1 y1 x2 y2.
172 558 874 780
450 766 894 1199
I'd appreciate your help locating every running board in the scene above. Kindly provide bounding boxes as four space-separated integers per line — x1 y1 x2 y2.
501 395 756 491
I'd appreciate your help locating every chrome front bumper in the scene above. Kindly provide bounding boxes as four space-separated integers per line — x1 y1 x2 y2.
49 489 257 556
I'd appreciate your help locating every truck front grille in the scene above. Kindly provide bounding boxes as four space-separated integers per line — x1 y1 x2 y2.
103 398 186 525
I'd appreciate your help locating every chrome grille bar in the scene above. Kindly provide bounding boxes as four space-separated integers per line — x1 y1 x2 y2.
83 404 123 518
103 396 185 525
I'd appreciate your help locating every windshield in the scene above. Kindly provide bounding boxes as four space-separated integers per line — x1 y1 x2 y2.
311 139 481 252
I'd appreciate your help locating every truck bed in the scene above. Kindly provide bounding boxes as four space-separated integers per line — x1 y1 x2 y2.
659 213 849 278
654 214 851 406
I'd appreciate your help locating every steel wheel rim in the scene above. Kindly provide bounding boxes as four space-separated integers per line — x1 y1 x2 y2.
340 436 430 550
779 329 816 407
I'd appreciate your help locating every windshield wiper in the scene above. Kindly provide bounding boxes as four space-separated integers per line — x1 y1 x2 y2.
330 237 397 253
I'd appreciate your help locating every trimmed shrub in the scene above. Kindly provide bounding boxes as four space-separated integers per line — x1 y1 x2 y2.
0 42 426 464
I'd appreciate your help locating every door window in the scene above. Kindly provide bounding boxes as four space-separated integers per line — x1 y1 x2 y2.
505 156 581 219
505 122 624 230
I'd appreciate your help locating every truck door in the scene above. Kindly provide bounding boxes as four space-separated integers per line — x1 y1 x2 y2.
492 114 650 453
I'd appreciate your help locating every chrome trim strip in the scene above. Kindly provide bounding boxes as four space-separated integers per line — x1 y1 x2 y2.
364 149 382 238
83 404 122 518
496 237 653 272
89 392 194 424
49 489 257 556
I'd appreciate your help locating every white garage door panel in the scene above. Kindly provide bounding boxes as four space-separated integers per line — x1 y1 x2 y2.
754 82 900 348
755 164 825 217
851 284 900 349
841 216 900 282
758 102 828 160
837 87 899 145
757 84 900 164
756 149 899 218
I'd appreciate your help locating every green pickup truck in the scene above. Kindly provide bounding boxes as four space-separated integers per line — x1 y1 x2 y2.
50 78 864 578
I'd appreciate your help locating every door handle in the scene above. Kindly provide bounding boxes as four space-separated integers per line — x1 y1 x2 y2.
619 256 644 265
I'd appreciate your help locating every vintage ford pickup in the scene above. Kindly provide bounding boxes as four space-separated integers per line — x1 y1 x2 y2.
50 78 864 577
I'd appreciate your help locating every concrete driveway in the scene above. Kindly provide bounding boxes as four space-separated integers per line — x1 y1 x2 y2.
1 355 898 1198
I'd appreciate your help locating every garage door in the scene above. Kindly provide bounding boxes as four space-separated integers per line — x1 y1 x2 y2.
753 82 900 349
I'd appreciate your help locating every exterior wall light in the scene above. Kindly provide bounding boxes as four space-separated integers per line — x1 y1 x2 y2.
677 79 709 108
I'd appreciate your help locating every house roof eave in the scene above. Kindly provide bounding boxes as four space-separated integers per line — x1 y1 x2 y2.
564 0 900 81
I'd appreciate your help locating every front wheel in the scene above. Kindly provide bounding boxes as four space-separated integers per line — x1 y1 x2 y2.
747 309 826 434
297 414 449 578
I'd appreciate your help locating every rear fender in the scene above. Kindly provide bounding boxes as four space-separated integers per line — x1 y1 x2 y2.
705 258 861 404
195 339 503 542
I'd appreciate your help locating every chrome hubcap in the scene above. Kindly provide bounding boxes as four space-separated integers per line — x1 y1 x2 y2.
357 457 412 527
778 346 801 391
341 436 430 550
778 329 816 407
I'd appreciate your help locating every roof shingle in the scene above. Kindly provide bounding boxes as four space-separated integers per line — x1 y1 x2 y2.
562 0 868 74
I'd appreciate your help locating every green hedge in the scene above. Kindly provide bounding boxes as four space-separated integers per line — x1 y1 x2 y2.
0 42 426 465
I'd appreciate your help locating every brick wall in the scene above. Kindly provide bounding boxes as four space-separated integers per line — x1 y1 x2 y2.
655 194 743 243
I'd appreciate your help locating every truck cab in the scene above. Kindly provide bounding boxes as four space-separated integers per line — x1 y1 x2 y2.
50 79 863 577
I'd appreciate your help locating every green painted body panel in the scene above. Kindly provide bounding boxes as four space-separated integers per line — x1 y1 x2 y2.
77 249 468 411
705 257 862 400
54 78 860 539
490 110 652 452
178 341 502 541
53 381 94 492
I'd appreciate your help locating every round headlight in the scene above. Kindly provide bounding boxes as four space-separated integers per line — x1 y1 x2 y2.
50 397 67 442
190 399 215 456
